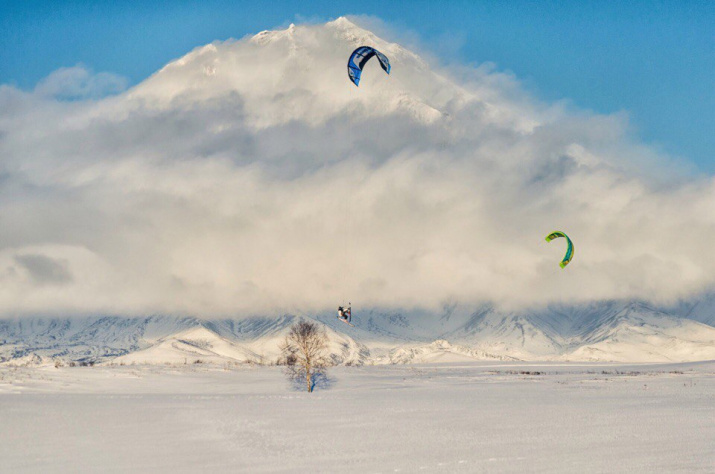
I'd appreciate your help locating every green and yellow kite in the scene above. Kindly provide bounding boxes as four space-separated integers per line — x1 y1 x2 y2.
545 231 574 269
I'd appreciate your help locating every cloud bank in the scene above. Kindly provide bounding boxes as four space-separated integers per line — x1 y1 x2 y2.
0 18 713 317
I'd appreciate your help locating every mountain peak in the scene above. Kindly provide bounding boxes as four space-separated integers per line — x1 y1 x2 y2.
328 16 357 29
250 22 297 46
326 16 369 34
326 16 382 49
128 18 457 128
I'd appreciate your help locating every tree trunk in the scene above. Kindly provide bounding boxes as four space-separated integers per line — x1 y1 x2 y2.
306 370 312 393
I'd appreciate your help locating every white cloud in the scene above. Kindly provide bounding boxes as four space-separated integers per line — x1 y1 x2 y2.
33 64 128 100
0 18 712 317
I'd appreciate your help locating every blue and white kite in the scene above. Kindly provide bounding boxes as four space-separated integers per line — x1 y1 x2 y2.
347 46 391 87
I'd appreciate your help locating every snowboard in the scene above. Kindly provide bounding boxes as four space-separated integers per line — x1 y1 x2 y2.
337 317 354 327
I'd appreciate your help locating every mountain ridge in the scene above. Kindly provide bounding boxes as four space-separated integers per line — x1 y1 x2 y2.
2 298 713 365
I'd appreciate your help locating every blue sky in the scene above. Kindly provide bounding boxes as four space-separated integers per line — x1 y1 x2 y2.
1 0 712 170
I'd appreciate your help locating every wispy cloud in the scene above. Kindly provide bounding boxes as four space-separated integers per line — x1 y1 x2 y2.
33 64 128 100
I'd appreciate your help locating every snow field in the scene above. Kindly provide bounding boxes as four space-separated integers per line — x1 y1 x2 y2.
1 361 713 473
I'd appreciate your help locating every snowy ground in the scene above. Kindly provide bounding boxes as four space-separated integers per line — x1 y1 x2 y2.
1 362 714 473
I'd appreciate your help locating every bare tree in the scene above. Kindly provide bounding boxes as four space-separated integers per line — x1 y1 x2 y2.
280 320 329 392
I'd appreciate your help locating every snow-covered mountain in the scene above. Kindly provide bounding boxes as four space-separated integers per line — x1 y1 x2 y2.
2 298 714 365
127 18 463 129
2 19 715 366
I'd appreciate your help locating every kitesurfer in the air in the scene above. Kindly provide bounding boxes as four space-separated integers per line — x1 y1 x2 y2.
338 305 352 323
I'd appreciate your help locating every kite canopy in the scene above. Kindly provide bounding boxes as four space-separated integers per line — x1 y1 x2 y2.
545 231 574 269
347 46 391 87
